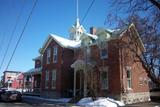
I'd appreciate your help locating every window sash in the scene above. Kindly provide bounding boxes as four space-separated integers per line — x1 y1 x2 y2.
53 46 58 63
100 49 108 59
45 71 49 88
126 70 132 88
47 49 51 64
127 79 132 88
100 42 108 59
51 70 56 89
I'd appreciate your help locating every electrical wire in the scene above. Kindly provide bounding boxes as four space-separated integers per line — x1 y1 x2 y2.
0 1 26 71
0 33 5 53
81 0 96 24
5 0 38 71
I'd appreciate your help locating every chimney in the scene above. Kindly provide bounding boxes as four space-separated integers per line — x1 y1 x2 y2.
90 27 96 35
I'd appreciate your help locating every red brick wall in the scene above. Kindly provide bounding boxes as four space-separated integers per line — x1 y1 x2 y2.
119 28 149 93
90 40 121 94
41 39 74 97
74 40 122 95
42 40 62 93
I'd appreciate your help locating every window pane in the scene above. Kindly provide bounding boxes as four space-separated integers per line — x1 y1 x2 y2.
53 46 58 63
47 49 51 64
47 49 51 57
127 70 131 78
100 49 107 59
126 69 132 88
52 70 56 88
127 79 131 88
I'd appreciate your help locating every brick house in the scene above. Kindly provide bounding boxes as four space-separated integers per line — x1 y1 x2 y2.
36 18 149 104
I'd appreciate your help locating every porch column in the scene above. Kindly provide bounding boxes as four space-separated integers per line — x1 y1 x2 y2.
84 65 87 97
73 69 77 97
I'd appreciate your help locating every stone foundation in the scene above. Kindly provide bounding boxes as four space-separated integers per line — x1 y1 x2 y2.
121 92 150 104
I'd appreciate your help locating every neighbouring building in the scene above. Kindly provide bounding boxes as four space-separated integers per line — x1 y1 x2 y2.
3 71 23 90
31 17 150 104
23 56 42 94
12 73 24 89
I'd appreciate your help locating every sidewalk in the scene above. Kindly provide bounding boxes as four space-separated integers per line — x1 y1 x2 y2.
23 95 71 103
22 95 72 106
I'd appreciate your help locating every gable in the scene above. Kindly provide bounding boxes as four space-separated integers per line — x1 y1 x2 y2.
119 23 145 53
39 34 81 54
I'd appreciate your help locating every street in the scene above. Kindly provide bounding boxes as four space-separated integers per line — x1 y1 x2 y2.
0 102 63 107
0 96 65 107
0 95 160 107
0 102 33 107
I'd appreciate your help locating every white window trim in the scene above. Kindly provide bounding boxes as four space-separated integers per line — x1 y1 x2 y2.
126 67 132 89
100 66 108 90
100 42 108 59
51 70 56 89
47 49 51 64
53 46 58 63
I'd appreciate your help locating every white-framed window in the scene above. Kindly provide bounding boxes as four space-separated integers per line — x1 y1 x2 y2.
45 70 49 88
51 70 56 89
47 48 51 64
53 46 58 63
126 69 132 89
100 67 108 89
100 42 108 59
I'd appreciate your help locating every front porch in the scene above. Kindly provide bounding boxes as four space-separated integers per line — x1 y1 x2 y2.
23 67 42 95
71 59 97 97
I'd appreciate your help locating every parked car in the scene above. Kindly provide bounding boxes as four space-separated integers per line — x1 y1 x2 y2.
0 88 7 100
1 90 22 102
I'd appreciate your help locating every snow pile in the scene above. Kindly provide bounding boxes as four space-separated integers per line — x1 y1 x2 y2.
77 97 125 107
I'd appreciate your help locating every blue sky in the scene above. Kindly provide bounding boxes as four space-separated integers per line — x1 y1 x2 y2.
0 0 110 75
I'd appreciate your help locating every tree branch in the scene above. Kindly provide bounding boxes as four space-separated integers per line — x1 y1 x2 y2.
148 0 160 10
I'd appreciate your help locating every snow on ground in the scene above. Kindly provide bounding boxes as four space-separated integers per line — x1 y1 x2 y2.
77 97 125 107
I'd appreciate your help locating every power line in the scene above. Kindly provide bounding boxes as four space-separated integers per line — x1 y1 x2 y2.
81 0 96 24
5 0 38 71
0 33 5 53
0 1 26 71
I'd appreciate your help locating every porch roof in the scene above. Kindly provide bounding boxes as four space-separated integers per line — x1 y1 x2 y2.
71 60 85 70
71 59 96 71
24 67 42 75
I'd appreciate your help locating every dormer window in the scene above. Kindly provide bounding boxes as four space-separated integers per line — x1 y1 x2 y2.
53 46 58 63
100 42 108 59
47 48 51 64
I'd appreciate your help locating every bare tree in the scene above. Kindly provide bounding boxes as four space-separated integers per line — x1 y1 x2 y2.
116 15 160 86
105 0 160 86
106 0 160 31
